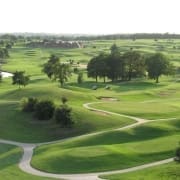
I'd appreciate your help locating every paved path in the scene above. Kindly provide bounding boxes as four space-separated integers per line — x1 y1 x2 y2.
0 102 176 180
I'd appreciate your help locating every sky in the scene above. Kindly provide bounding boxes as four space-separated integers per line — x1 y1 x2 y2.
0 0 180 34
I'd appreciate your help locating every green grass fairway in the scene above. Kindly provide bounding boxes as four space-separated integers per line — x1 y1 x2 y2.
1 39 180 178
31 119 180 173
0 143 53 180
100 162 180 180
0 79 134 143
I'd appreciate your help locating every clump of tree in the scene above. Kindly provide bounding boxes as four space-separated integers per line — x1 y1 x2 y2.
12 71 30 88
87 53 108 82
87 44 145 82
87 44 174 83
42 54 72 87
54 97 73 127
21 96 74 127
145 53 174 83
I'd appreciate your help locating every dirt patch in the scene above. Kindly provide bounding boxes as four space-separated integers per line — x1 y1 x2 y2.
158 89 176 96
93 110 109 116
97 96 118 101
79 64 87 69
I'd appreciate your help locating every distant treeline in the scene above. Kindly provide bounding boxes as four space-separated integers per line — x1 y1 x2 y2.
75 33 180 41
1 33 180 41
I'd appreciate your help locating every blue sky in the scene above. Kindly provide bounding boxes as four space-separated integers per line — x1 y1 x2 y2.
1 0 180 34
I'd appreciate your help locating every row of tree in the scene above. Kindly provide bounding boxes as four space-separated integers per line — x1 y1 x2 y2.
87 44 174 83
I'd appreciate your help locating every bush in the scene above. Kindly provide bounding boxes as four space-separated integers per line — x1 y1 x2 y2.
77 72 83 84
21 97 38 112
54 105 73 127
61 96 68 104
34 100 55 120
175 147 180 162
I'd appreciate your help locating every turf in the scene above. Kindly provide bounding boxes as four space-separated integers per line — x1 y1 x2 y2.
0 143 53 180
100 162 180 180
31 119 180 173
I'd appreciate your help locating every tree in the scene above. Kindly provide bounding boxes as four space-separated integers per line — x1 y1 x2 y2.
87 57 99 82
21 97 38 112
87 53 108 83
12 71 29 88
106 45 123 82
123 51 145 81
43 54 71 87
54 63 72 87
42 54 59 79
34 100 55 120
54 105 73 127
146 53 174 83
61 96 68 104
77 72 83 84
96 53 108 83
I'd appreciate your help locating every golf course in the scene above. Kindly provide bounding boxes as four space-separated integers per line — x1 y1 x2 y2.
0 37 180 180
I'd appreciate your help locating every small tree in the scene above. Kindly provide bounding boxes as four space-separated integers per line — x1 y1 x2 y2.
21 97 38 112
42 54 72 87
175 143 180 162
12 71 29 88
146 53 174 83
77 72 83 84
54 105 73 127
61 96 68 104
34 100 55 120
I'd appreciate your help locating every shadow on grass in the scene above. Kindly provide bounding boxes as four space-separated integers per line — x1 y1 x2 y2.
67 80 166 92
59 121 180 149
0 144 21 171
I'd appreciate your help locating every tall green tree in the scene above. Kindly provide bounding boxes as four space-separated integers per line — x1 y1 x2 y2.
87 53 108 83
106 44 123 82
123 51 145 81
54 63 72 87
43 54 72 87
146 53 173 83
87 57 99 82
12 71 30 88
42 54 59 79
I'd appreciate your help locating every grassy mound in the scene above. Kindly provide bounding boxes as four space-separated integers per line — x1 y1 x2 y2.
101 162 180 180
31 119 180 173
0 143 53 180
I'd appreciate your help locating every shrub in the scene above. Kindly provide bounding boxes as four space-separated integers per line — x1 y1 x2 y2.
54 105 73 127
77 72 83 84
61 96 68 104
21 97 38 112
175 147 180 162
34 100 55 120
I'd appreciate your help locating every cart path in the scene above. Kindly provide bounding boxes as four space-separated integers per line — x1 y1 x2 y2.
0 101 177 180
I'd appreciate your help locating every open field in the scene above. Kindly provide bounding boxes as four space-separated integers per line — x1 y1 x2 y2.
0 38 180 179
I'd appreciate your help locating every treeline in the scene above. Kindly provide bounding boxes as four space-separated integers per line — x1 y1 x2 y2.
75 33 180 41
87 44 174 83
1 33 180 42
